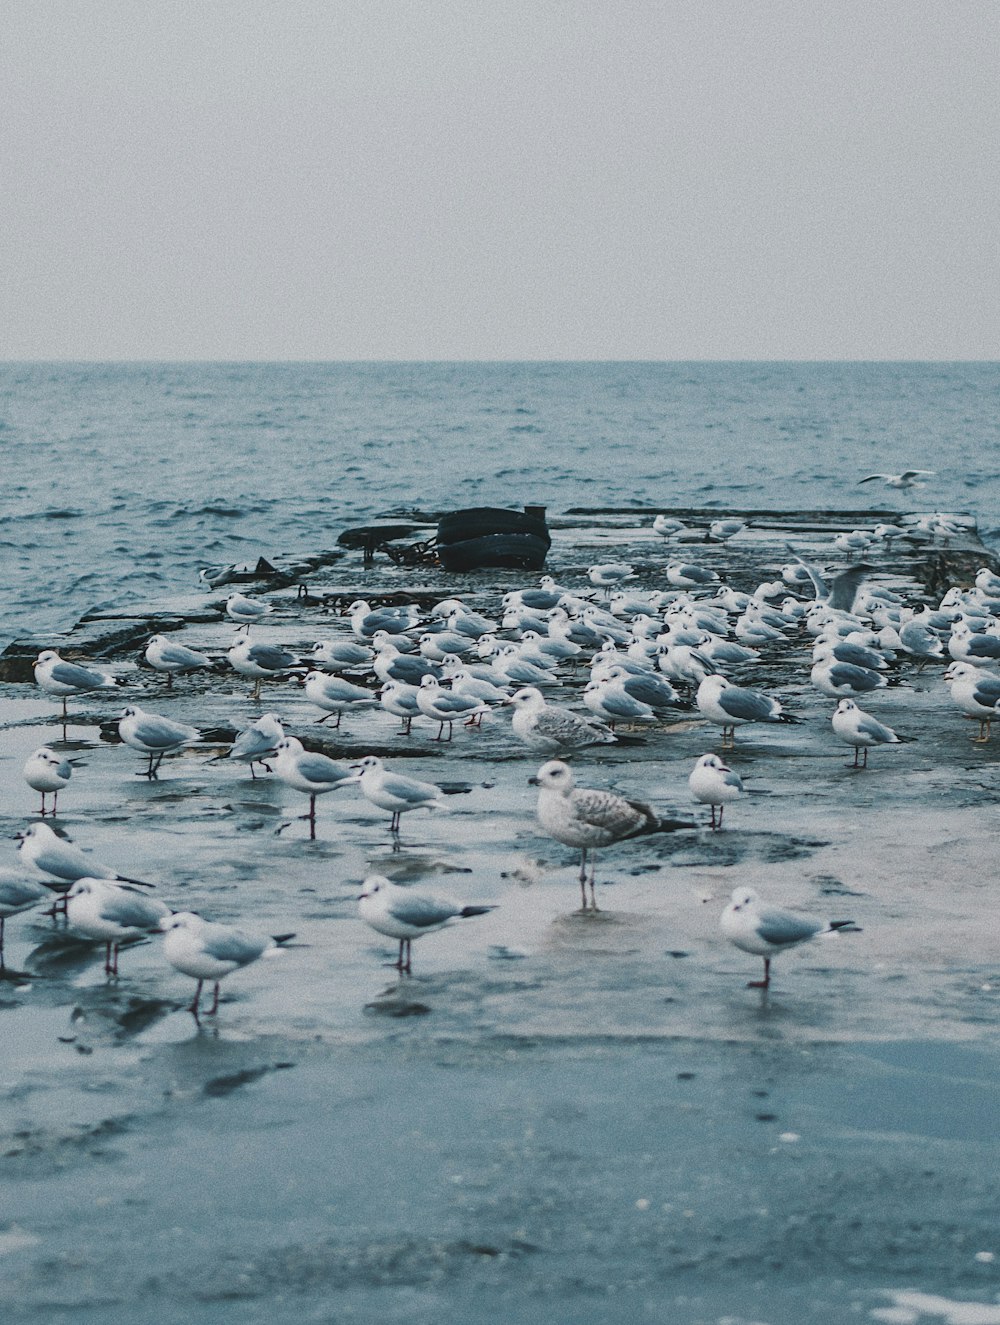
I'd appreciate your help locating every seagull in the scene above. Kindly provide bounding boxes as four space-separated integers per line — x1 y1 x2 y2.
118 705 199 779
303 671 378 728
225 592 273 631
652 515 687 540
33 649 119 717
720 886 857 989
352 755 445 834
588 563 635 594
708 519 746 543
688 753 743 829
831 698 904 768
859 470 935 490
23 747 73 816
66 878 171 976
347 599 422 640
16 822 154 894
0 870 50 965
272 736 355 837
582 678 655 730
227 712 285 778
783 548 873 613
227 640 301 700
948 622 1000 666
943 663 1000 742
379 680 422 735
415 675 489 740
144 634 212 689
666 563 719 589
357 875 495 974
810 657 888 700
508 687 616 754
308 639 374 673
533 759 690 911
695 675 794 747
159 911 294 1018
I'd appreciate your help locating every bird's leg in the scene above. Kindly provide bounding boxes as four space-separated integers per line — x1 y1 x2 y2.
445 720 453 742
104 941 113 975
395 939 405 971
166 672 174 691
0 919 5 970
206 981 221 1015
188 980 204 1016
390 811 401 834
433 721 444 742
588 854 599 912
38 793 47 817
252 679 262 701
717 803 724 829
61 696 68 720
308 795 317 840
748 957 771 989
861 747 868 768
51 790 59 815
403 939 412 974
974 718 991 743
577 850 589 911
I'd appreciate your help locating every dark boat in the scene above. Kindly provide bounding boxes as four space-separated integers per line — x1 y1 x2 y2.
435 506 550 572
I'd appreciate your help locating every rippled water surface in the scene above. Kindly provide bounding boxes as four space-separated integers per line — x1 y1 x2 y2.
2 361 998 644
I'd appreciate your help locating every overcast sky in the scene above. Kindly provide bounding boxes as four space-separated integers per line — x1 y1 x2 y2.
2 2 998 360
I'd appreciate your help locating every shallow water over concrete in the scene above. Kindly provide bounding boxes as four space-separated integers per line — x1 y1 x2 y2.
2 511 999 1323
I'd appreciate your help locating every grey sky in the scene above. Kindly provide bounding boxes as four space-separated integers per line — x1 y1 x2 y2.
2 1 998 360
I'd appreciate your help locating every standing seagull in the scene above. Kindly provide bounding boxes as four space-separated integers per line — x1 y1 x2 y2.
16 822 154 897
227 639 301 701
415 675 489 740
144 634 212 689
160 911 294 1018
533 759 689 911
357 875 495 974
227 712 285 778
688 753 743 829
34 650 119 718
225 592 273 631
65 879 170 976
272 736 355 838
23 747 73 816
720 887 857 989
695 675 794 748
831 699 904 768
119 705 199 779
508 687 616 754
352 755 445 835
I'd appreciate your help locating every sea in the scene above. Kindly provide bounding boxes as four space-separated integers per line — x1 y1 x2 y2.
2 360 998 648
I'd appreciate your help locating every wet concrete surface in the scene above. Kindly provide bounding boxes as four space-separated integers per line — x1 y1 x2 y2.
1 511 999 1323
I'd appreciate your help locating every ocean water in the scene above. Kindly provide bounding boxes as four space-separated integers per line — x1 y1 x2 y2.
2 360 998 646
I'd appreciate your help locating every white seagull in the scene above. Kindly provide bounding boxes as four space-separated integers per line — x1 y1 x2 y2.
352 755 445 834
16 821 153 894
225 592 273 631
160 911 294 1018
227 639 300 700
144 634 212 689
695 675 794 747
227 712 285 778
66 878 171 976
720 887 857 989
858 469 934 490
943 662 1000 742
34 649 119 717
118 705 199 779
357 875 495 974
831 699 904 768
303 671 378 728
272 736 355 837
23 747 73 816
415 675 489 740
688 753 743 830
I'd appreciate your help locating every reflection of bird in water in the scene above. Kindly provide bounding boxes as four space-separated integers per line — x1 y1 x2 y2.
858 469 934 490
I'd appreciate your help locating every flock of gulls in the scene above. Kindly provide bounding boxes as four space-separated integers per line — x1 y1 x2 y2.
6 498 999 1013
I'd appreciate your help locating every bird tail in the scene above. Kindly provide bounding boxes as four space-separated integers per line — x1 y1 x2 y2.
116 874 157 889
826 920 861 934
271 932 297 945
459 905 496 918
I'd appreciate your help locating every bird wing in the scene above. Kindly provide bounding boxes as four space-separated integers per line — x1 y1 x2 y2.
900 470 933 479
379 773 439 802
782 546 827 600
230 729 276 759
296 754 350 785
718 687 777 721
827 566 870 613
132 716 197 748
754 908 822 947
858 474 889 483
248 645 296 669
48 661 109 687
568 788 647 835
854 714 896 742
534 708 612 744
200 925 269 965
101 889 171 928
386 893 459 928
